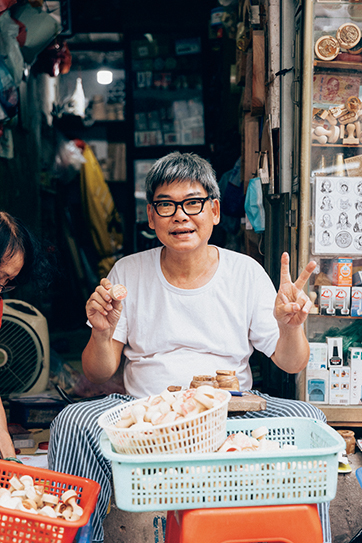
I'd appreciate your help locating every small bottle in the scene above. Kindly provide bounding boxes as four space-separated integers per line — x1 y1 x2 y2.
329 342 342 366
333 153 345 177
315 155 327 176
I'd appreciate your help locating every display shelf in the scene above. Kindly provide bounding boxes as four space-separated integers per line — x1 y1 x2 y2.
312 144 362 148
314 60 362 72
315 405 362 425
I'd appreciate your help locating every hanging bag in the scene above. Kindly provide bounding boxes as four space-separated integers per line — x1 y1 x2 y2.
244 174 265 233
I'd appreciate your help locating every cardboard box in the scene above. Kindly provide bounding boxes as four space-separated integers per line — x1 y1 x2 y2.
329 367 350 405
333 258 353 286
351 287 362 317
327 336 343 368
306 369 329 403
308 342 328 369
348 347 362 405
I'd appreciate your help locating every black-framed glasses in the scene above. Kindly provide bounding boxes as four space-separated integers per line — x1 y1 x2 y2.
152 197 211 217
0 279 17 294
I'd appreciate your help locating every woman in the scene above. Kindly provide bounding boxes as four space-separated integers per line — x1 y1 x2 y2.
0 211 53 462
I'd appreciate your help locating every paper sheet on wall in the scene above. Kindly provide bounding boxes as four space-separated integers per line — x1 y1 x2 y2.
313 176 362 255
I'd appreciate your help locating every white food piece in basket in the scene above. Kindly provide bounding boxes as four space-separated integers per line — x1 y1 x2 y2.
160 389 177 405
19 475 34 488
60 506 73 520
132 421 153 430
258 438 280 451
0 488 11 499
131 403 146 424
218 432 259 452
61 489 84 517
21 498 38 511
114 417 133 428
19 503 38 514
69 513 81 521
150 410 164 425
11 490 26 498
40 505 58 518
26 486 42 504
8 476 24 491
194 385 216 397
159 401 171 415
251 426 268 440
42 493 59 506
7 497 23 510
194 389 214 409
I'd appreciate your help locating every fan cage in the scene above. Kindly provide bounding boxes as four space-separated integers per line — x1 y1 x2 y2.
0 315 44 398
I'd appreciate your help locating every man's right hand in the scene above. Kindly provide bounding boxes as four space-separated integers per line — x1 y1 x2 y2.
85 278 127 332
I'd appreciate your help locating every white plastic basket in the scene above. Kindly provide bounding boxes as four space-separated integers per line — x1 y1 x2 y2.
98 389 231 455
100 417 345 512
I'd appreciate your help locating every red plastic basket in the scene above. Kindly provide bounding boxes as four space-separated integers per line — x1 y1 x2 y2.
0 459 100 543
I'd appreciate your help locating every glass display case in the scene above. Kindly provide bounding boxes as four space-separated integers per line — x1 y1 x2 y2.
295 0 362 425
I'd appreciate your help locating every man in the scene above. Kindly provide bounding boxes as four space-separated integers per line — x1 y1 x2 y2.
49 152 330 543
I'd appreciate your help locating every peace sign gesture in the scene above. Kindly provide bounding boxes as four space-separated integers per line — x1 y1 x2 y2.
274 252 317 328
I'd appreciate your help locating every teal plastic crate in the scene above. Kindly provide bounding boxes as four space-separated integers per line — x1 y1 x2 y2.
100 417 345 512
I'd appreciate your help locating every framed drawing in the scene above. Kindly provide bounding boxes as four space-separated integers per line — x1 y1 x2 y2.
313 176 362 255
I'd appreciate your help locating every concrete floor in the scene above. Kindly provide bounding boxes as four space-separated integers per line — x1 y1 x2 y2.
102 448 362 543
49 329 362 543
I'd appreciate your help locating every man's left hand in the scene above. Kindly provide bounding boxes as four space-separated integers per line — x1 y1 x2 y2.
274 252 317 328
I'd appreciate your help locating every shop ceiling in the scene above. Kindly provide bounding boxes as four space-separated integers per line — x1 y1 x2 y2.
68 0 215 35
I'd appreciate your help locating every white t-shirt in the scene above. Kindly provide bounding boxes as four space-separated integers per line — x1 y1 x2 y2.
106 246 279 398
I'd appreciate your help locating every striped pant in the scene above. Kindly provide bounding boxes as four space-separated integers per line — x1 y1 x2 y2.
48 392 331 543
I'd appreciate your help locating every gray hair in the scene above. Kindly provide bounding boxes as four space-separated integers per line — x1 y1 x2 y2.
145 152 220 203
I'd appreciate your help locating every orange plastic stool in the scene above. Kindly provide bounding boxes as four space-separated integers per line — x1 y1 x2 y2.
165 504 323 543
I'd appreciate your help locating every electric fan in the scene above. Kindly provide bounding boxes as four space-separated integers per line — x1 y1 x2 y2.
0 300 50 398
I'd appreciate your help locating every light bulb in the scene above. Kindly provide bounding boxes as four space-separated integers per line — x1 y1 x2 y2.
97 69 113 85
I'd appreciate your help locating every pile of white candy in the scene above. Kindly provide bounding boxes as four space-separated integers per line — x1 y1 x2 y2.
218 426 298 453
115 386 226 430
0 474 83 520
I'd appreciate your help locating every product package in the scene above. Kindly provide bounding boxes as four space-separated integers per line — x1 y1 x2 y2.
334 286 351 316
308 342 328 370
320 286 336 315
332 258 352 286
329 367 350 405
306 369 329 403
351 287 362 317
327 337 344 368
348 347 362 405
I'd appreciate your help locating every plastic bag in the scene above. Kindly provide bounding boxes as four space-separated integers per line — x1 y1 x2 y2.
53 135 86 184
0 57 18 120
244 176 265 233
0 11 24 86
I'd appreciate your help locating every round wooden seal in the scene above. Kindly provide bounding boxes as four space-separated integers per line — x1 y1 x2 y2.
336 23 361 49
346 96 362 112
315 35 340 61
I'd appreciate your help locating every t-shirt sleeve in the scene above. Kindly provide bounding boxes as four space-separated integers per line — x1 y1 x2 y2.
248 268 279 357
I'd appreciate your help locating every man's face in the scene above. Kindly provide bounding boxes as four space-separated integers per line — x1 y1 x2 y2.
147 180 220 254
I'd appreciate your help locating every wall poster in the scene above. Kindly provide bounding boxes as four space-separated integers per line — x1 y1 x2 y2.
314 176 362 255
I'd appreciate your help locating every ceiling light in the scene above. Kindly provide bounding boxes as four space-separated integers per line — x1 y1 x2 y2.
97 68 113 85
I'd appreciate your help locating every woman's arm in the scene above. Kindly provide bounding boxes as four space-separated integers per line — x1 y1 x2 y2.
0 398 16 459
